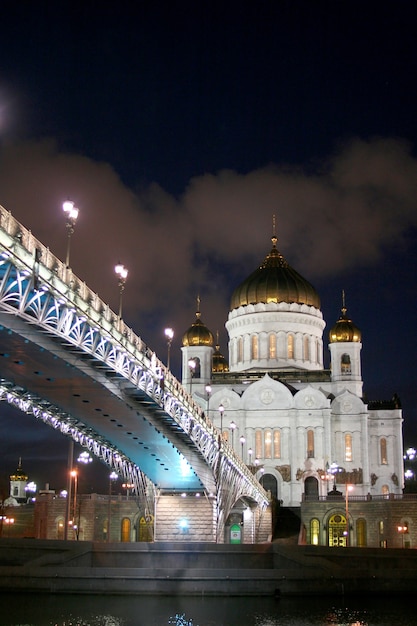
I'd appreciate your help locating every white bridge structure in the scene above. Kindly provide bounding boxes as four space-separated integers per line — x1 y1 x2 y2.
0 205 270 543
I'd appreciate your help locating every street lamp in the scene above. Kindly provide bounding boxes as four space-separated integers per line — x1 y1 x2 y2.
114 263 128 318
107 471 118 543
164 328 174 370
62 200 79 268
397 525 408 548
240 435 246 459
70 469 78 539
218 404 224 441
188 359 196 395
345 484 353 546
205 384 212 417
230 421 236 448
248 447 253 466
122 483 135 499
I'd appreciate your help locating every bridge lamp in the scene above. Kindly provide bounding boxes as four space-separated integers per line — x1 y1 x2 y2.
218 404 224 441
164 327 174 370
229 421 236 448
70 469 78 538
62 200 79 268
188 358 196 395
77 451 92 464
248 447 253 467
114 264 128 319
240 435 246 459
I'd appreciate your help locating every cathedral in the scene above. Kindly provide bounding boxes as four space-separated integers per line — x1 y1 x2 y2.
180 230 404 515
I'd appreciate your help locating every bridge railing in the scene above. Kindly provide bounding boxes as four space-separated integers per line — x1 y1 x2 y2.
0 205 214 441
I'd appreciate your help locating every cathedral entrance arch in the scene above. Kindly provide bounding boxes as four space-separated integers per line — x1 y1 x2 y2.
262 473 278 498
328 513 348 547
304 476 319 499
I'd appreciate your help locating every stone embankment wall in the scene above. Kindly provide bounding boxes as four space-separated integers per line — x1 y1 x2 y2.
1 538 417 596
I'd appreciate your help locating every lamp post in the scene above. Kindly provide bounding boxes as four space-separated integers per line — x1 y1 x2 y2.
218 404 224 442
205 384 212 417
248 447 253 467
240 435 246 459
62 200 79 268
70 469 78 539
345 484 353 546
188 359 196 395
230 421 236 448
114 264 128 319
107 471 118 543
164 328 174 370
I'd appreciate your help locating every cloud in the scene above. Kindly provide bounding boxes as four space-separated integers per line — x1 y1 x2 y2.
0 136 416 361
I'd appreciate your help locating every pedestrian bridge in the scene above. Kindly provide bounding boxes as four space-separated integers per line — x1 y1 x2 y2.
0 205 269 541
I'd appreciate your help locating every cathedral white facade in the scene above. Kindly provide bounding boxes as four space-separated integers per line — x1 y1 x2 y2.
180 234 404 508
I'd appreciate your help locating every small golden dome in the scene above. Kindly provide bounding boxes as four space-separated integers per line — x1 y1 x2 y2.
230 234 320 310
10 458 28 481
212 334 229 372
329 293 362 343
182 298 214 347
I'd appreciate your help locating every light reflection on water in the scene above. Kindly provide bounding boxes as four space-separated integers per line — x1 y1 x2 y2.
0 593 415 626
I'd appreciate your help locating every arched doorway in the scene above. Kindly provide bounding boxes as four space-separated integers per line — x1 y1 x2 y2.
328 513 348 547
262 473 278 498
304 476 319 499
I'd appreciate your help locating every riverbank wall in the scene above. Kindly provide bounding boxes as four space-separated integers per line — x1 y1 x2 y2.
1 538 417 596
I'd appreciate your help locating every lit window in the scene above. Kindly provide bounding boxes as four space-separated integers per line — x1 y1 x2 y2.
255 430 262 458
345 433 352 462
264 430 272 459
307 430 314 458
310 518 320 545
380 438 388 465
121 517 131 542
273 430 281 459
288 335 294 359
269 334 276 359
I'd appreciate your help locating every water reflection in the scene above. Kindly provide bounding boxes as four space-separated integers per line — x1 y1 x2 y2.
0 593 414 626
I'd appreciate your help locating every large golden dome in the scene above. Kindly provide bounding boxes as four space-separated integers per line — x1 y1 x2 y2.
329 296 361 343
230 235 320 311
182 300 214 347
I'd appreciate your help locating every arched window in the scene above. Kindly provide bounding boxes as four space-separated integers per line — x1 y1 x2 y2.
251 335 258 360
381 484 389 497
380 438 388 464
57 518 64 540
237 338 243 363
341 353 351 374
121 517 131 542
273 430 281 459
356 518 367 547
103 519 108 542
264 430 272 459
287 335 294 359
310 518 320 545
304 336 309 361
193 357 201 378
307 430 314 458
269 334 276 359
255 430 262 459
345 433 352 462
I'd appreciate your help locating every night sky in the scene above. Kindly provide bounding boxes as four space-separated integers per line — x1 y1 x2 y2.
0 1 416 493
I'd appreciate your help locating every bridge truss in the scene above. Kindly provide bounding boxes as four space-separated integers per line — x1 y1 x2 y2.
0 206 269 540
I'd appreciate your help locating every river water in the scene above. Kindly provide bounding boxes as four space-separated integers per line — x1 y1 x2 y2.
1 593 415 626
